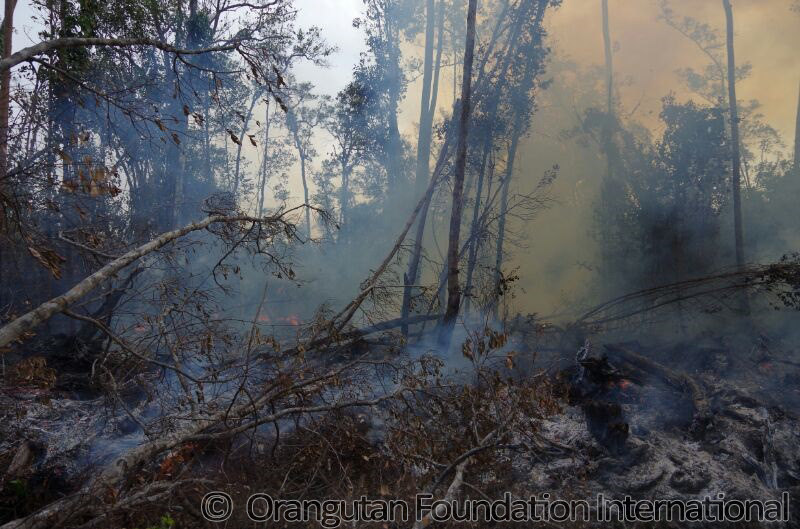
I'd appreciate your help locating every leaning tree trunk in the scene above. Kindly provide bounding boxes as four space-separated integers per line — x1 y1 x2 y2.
723 0 745 272
399 1 445 337
439 0 478 344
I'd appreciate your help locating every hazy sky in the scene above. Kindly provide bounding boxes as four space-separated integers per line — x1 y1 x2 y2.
12 0 798 144
547 0 800 147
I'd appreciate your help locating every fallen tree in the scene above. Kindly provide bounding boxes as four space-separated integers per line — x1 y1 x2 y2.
604 343 710 431
574 256 800 327
0 206 309 349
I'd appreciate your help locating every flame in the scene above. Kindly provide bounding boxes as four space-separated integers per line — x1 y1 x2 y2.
257 313 299 325
608 378 632 390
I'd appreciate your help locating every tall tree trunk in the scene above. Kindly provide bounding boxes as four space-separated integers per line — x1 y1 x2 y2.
599 0 617 280
287 113 311 239
161 0 188 229
385 13 403 192
439 0 478 343
723 0 745 271
257 100 270 217
463 133 492 314
400 128 454 336
492 125 520 319
401 0 530 337
400 0 445 336
794 80 800 169
163 85 187 229
414 0 436 194
339 162 352 237
0 0 14 305
0 0 14 182
299 153 310 238
232 90 258 197
601 0 613 120
429 0 444 132
601 0 614 179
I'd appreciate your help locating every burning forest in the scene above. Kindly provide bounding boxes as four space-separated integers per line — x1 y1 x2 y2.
1 0 800 527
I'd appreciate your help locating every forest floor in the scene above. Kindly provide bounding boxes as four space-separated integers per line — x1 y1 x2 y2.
1 319 799 528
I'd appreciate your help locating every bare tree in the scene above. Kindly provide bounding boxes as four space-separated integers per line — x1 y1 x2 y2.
602 0 613 122
794 80 800 168
440 0 478 343
257 99 271 217
722 0 745 272
0 0 15 182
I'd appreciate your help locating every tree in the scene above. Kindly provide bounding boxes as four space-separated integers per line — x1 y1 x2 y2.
356 0 407 192
0 0 15 182
413 0 445 195
722 0 745 273
795 81 800 169
283 82 327 239
439 0 478 343
320 82 372 237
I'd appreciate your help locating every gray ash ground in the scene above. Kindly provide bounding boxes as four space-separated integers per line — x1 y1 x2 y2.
2 328 800 528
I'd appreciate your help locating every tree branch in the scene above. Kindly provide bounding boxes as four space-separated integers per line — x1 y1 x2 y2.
0 37 240 73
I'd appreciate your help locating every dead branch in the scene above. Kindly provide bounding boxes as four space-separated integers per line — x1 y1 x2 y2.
0 38 240 73
0 378 408 529
412 428 498 529
604 343 710 428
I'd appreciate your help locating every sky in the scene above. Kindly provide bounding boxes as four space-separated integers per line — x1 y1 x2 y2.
12 0 800 127
546 0 800 147
392 0 800 155
11 0 798 146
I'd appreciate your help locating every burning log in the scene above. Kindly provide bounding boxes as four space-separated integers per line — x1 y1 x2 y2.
603 344 711 435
